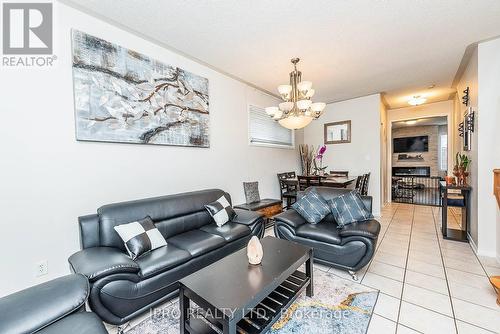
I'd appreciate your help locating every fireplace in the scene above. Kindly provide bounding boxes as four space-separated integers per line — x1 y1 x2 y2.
392 166 430 177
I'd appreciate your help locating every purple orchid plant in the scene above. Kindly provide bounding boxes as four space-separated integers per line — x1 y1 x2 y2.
314 145 328 175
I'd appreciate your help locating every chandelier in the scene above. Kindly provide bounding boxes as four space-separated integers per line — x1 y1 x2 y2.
265 58 326 130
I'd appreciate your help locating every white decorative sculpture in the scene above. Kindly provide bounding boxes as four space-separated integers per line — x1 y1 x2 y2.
247 236 263 265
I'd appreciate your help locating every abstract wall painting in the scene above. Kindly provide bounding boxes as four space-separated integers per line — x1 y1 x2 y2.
71 30 209 147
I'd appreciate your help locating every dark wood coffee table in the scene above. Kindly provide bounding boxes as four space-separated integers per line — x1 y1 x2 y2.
179 236 313 334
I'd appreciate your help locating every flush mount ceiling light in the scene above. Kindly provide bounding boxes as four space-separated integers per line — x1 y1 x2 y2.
265 58 326 130
408 95 427 106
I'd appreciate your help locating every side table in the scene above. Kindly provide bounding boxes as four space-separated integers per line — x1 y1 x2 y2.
234 199 282 228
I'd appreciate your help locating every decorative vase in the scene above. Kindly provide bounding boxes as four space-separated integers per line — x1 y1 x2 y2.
453 166 460 185
463 171 469 185
247 236 263 265
459 168 469 186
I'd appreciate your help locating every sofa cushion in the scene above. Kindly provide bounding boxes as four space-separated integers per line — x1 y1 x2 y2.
136 244 192 279
327 190 373 228
167 230 226 257
200 222 250 242
296 221 342 245
292 188 331 224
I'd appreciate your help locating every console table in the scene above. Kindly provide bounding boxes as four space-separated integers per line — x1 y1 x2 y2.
440 181 472 242
179 237 313 334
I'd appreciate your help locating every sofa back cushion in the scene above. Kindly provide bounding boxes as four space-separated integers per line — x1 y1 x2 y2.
97 189 230 250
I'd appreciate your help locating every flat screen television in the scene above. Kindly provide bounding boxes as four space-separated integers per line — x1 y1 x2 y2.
393 136 428 153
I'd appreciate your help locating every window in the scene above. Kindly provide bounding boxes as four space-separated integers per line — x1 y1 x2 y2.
248 104 294 148
439 134 448 171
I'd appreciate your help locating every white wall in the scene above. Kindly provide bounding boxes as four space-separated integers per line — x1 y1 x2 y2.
303 94 382 216
0 3 300 296
476 38 500 258
455 47 479 247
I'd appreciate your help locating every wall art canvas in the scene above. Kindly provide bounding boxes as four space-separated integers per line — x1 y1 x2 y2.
71 30 209 147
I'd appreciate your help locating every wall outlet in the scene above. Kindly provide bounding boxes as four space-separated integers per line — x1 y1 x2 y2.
35 260 48 277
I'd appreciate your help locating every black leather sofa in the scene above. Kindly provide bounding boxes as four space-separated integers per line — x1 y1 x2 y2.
0 274 107 334
274 187 380 279
68 189 264 326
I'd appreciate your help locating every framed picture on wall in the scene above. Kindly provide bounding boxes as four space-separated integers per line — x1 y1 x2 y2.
324 120 351 144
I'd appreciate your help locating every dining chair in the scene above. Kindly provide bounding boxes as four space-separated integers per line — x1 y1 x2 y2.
362 173 371 196
355 173 370 196
297 175 322 191
277 172 297 209
329 170 349 177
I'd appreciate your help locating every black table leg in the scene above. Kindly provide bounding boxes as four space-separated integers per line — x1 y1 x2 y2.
306 250 314 297
179 287 189 334
223 319 237 334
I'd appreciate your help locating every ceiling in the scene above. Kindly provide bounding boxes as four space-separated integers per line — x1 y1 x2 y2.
63 0 500 109
392 116 447 129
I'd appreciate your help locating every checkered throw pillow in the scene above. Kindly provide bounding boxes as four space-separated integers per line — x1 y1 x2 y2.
114 216 167 259
327 190 373 228
205 196 236 227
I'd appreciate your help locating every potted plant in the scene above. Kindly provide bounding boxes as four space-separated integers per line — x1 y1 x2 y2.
456 152 471 185
313 145 328 176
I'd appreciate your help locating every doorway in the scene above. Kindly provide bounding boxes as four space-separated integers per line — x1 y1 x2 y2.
390 117 447 206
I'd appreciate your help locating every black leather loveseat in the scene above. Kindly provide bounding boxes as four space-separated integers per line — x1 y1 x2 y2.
68 189 264 326
274 187 380 280
0 274 107 334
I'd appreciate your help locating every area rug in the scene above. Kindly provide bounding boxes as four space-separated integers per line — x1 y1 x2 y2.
126 270 378 334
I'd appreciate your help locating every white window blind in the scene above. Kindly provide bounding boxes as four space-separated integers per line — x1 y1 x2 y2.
248 104 294 147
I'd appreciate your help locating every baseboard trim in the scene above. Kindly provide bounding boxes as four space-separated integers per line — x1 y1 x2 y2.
467 233 478 254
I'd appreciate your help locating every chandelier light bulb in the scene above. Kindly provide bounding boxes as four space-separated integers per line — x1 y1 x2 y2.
279 101 294 112
296 99 312 110
278 85 292 96
297 81 312 93
273 109 283 119
305 88 315 98
311 102 326 112
265 107 278 116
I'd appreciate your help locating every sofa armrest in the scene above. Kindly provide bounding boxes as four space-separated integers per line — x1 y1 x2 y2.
232 208 264 226
360 196 373 213
338 219 381 239
0 274 89 334
68 247 139 282
274 209 307 229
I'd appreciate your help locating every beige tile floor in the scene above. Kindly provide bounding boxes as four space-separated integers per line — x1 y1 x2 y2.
107 203 500 334
362 203 500 334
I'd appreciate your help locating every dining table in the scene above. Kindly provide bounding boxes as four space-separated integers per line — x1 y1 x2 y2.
282 175 357 188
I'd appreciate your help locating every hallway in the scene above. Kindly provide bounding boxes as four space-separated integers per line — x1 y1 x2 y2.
330 203 500 333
